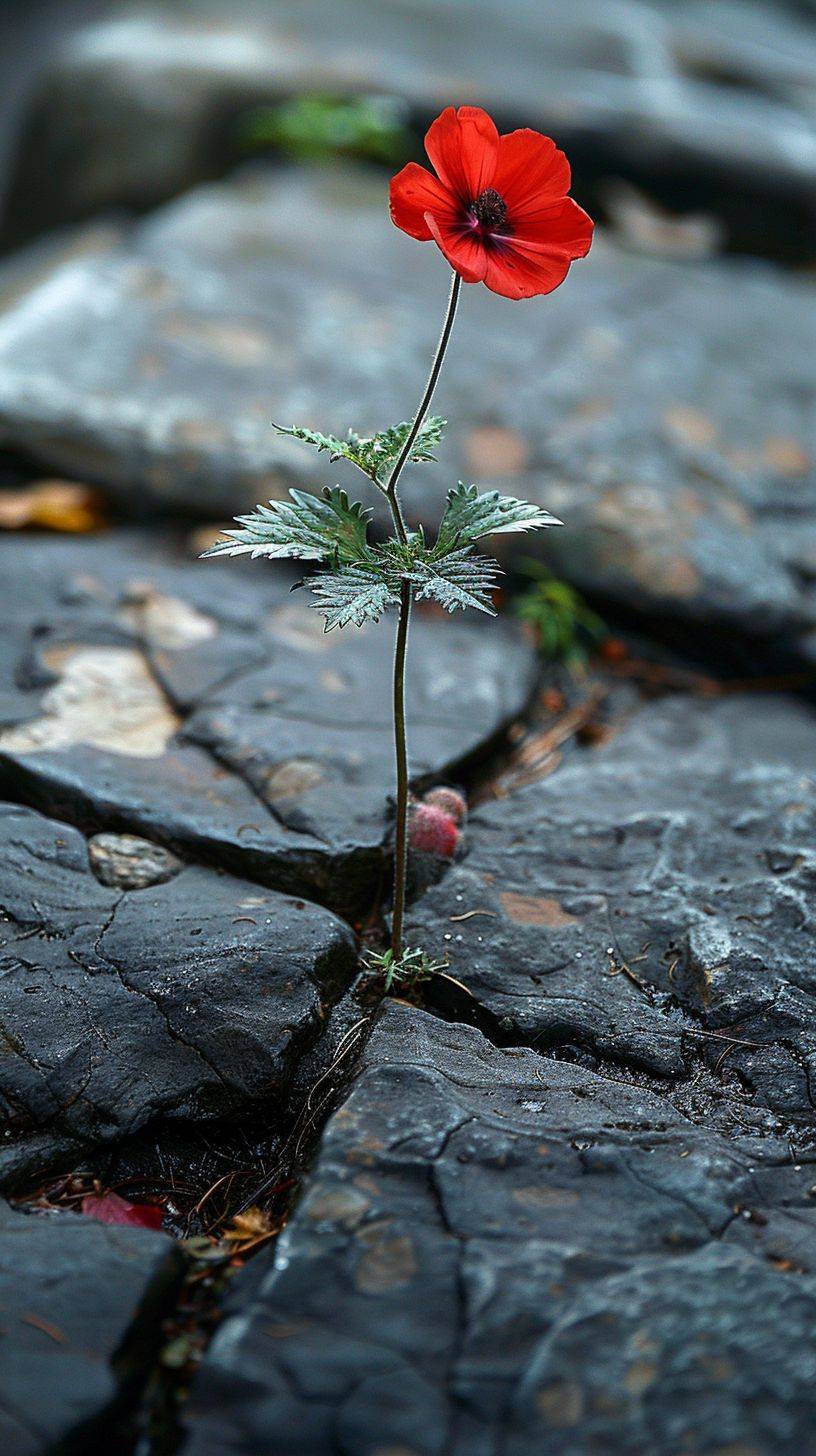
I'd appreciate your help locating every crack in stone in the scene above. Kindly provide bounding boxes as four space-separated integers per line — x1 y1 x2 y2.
182 726 331 847
94 896 239 1097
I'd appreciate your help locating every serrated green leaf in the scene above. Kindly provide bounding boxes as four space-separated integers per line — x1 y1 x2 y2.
354 416 446 483
201 487 372 564
275 416 446 484
275 423 359 462
409 548 500 615
436 483 561 551
308 565 400 631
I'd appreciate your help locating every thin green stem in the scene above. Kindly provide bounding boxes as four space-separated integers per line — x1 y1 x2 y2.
385 268 461 543
388 269 462 957
390 578 411 957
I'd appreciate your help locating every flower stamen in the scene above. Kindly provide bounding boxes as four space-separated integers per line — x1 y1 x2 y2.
470 188 508 233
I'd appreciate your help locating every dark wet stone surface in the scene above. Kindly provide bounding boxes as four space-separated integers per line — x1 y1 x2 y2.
0 169 813 674
0 533 536 915
408 691 816 1113
0 799 356 1187
4 1 816 258
183 999 816 1456
180 689 816 1454
0 1196 180 1454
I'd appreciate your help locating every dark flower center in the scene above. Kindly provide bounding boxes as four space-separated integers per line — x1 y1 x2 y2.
470 188 508 232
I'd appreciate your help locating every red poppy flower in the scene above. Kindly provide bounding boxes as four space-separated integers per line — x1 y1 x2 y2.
390 106 593 300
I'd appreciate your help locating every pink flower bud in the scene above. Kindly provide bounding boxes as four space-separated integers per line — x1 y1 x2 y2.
409 803 459 858
423 786 467 825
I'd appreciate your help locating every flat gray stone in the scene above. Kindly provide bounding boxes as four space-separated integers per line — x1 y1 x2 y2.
408 691 816 1116
0 1197 179 1454
183 1002 816 1455
506 1243 816 1456
4 1 815 258
0 533 536 915
0 169 812 671
0 799 356 1186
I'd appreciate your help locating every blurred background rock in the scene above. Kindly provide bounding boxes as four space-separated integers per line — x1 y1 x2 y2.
0 0 814 682
3 0 816 258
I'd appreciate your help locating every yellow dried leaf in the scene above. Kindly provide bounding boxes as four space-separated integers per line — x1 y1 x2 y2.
222 1206 273 1242
0 481 106 534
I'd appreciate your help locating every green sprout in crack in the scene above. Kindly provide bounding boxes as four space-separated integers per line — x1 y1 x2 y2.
363 945 448 995
513 559 606 668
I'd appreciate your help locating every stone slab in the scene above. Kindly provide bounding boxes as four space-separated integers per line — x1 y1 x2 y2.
184 1000 816 1455
0 1197 179 1454
0 799 356 1186
0 533 536 915
409 691 816 1116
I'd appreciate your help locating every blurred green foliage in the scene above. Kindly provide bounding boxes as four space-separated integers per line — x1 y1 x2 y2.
513 560 606 666
238 94 413 165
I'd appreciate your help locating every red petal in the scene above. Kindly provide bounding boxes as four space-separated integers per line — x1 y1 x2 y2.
511 197 595 259
494 130 571 220
483 198 593 299
425 213 487 284
389 163 459 241
424 106 498 205
81 1191 164 1230
482 248 566 299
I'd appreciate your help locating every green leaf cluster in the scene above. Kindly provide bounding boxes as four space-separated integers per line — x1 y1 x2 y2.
362 944 448 993
204 418 563 632
296 521 503 630
203 483 504 629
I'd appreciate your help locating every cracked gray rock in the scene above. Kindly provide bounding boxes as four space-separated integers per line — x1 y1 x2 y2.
408 691 816 1120
3 2 816 259
0 1197 180 1455
0 799 356 1186
183 1001 816 1456
0 169 813 672
0 533 536 915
